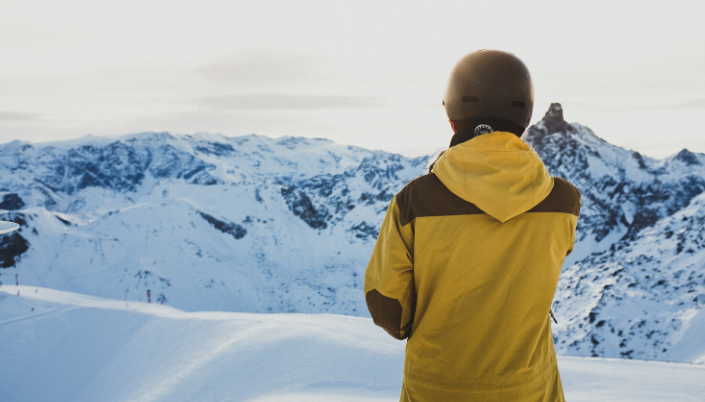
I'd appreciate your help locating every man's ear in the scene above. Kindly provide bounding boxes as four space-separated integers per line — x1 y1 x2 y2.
449 120 456 133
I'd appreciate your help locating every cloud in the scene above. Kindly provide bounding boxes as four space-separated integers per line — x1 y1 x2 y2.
192 50 384 111
590 98 705 112
0 111 41 121
677 98 705 109
197 94 383 111
195 50 320 85
643 98 705 111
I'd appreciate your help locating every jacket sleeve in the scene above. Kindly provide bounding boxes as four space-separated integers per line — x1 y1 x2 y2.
364 196 415 340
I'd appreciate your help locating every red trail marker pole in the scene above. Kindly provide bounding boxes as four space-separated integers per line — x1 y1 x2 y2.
147 289 151 303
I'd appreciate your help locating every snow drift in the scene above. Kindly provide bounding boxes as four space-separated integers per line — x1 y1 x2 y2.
1 286 704 402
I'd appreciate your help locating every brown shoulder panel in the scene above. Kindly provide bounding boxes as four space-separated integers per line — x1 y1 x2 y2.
396 173 485 227
366 289 407 340
528 177 581 216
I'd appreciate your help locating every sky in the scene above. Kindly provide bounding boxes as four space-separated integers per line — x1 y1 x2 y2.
1 0 704 158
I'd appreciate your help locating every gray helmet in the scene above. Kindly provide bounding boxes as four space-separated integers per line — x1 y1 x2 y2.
443 50 534 128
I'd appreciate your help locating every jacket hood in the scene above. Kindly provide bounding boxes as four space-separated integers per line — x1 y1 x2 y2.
432 131 553 222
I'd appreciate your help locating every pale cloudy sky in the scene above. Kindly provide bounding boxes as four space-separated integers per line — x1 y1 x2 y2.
1 0 703 158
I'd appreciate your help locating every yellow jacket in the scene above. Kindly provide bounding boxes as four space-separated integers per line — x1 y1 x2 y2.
365 131 580 401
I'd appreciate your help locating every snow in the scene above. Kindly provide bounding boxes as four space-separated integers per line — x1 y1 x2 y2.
1 107 705 365
0 220 19 234
0 132 429 317
553 191 705 363
666 306 705 364
622 200 637 225
1 286 704 402
562 223 626 269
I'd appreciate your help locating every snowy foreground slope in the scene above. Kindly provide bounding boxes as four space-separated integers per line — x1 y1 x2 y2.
2 287 704 402
1 104 705 362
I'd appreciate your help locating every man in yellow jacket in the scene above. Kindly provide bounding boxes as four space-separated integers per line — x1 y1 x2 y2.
365 50 580 401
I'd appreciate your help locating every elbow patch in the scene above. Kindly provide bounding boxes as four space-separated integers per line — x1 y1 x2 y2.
366 289 407 340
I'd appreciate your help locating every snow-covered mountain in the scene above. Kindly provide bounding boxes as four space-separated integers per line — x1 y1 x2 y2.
1 104 704 363
524 104 705 364
526 103 705 266
0 133 426 314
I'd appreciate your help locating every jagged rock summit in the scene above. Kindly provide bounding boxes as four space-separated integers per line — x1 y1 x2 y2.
541 102 569 133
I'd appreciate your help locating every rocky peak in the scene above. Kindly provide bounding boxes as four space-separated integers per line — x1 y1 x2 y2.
673 149 702 166
540 103 569 133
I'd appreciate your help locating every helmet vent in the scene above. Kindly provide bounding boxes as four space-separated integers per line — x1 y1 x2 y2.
511 101 526 109
474 124 494 136
462 96 479 103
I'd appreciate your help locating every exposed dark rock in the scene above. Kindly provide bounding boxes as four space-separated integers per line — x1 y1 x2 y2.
0 213 30 268
56 216 71 226
349 221 379 239
198 212 247 239
542 103 569 133
591 334 600 345
194 141 236 157
0 232 29 268
280 187 329 230
632 152 648 170
0 194 25 210
673 149 701 166
356 154 405 190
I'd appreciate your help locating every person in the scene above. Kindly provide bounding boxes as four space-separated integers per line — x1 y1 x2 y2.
364 49 580 401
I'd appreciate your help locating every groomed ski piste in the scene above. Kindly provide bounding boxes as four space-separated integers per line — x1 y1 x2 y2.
2 286 704 402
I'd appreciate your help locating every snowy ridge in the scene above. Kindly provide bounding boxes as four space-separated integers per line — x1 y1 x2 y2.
526 104 705 263
2 286 704 402
1 104 705 363
525 104 705 363
0 133 426 314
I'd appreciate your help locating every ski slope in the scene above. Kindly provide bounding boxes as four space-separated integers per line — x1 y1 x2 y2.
1 286 704 402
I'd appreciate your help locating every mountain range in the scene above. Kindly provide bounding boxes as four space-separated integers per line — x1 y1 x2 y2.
1 103 703 363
